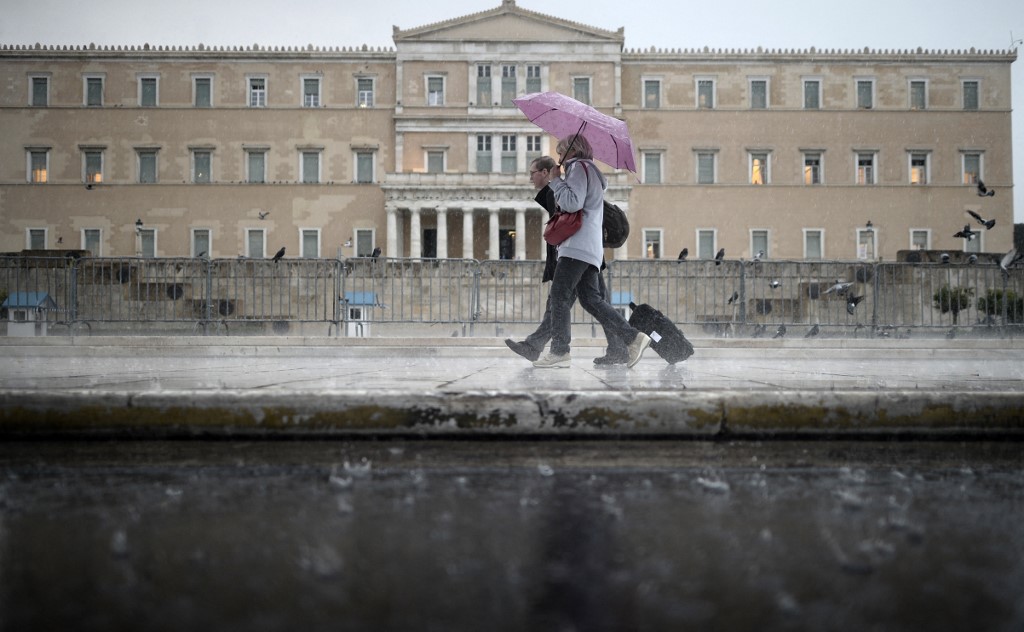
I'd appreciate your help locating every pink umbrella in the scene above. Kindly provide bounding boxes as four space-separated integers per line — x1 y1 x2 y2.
513 91 637 173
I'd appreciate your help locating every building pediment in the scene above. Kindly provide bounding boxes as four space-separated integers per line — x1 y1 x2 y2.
393 0 623 44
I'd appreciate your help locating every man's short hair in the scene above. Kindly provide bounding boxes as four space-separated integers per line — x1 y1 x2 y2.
532 156 556 171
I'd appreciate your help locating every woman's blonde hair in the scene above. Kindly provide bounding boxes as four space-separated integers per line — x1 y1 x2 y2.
556 134 593 160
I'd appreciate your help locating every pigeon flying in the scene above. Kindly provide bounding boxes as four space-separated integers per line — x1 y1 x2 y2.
953 224 977 241
999 247 1024 278
976 179 995 197
823 280 853 296
714 248 725 265
769 279 782 289
967 209 996 230
846 295 864 315
727 291 739 305
272 246 286 262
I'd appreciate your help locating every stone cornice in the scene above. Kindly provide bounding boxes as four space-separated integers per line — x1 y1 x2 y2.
624 45 1017 62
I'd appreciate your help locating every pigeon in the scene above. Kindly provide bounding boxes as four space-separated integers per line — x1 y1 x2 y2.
772 324 786 339
678 248 688 261
897 328 912 339
953 224 977 241
727 291 739 304
258 211 270 220
967 254 978 265
946 327 957 339
940 252 951 264
769 279 782 289
371 247 382 258
846 295 864 315
753 250 765 261
804 324 820 338
272 246 286 262
751 323 767 338
999 247 1024 278
196 251 207 258
966 209 996 230
976 179 995 197
714 248 725 265
823 280 854 296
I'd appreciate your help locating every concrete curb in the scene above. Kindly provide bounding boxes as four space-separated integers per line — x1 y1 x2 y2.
3 389 1022 438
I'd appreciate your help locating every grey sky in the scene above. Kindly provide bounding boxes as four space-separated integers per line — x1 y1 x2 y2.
3 0 1021 218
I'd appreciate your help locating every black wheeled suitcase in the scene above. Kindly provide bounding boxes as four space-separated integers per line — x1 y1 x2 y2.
628 302 694 364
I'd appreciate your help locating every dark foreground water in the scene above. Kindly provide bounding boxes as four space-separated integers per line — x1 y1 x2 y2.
1 440 1022 632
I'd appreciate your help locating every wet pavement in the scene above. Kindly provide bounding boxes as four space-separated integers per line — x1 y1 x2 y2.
1 439 1022 631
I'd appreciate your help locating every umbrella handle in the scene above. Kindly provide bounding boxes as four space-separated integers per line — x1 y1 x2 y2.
558 121 587 167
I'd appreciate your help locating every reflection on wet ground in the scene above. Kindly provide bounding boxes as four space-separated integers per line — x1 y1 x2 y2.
1 440 1022 631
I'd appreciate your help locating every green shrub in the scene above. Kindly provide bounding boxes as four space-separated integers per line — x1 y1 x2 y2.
933 285 973 324
977 289 1024 323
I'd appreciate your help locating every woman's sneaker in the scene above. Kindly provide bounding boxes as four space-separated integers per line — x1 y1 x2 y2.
533 352 570 369
626 333 651 368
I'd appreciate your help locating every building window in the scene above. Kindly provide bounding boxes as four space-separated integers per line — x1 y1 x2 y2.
749 78 767 109
476 135 492 173
30 75 49 107
697 229 716 260
357 77 374 107
138 150 158 183
139 229 156 258
355 151 374 183
857 228 876 260
856 152 876 185
526 135 542 163
301 229 320 258
911 229 930 251
909 152 929 185
526 65 541 93
193 76 212 107
804 229 823 260
246 229 265 259
192 228 210 257
427 76 444 106
28 149 48 183
27 228 46 250
476 65 492 105
962 153 981 185
246 150 266 184
643 79 661 109
697 78 715 109
750 152 770 185
303 77 321 107
856 79 874 109
355 229 374 257
501 135 517 173
803 152 822 185
962 80 979 110
84 149 103 184
751 230 769 259
696 152 716 184
192 150 212 184
426 150 445 173
573 77 591 105
248 77 266 107
301 150 320 184
83 228 101 255
643 151 662 184
84 76 103 106
909 80 927 110
501 65 517 107
644 229 662 259
803 79 820 109
138 76 158 107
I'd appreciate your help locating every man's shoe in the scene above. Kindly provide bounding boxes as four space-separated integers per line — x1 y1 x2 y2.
593 353 628 366
505 339 540 362
532 352 570 369
626 332 651 368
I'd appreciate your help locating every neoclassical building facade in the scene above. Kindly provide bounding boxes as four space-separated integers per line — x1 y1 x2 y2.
0 0 1016 261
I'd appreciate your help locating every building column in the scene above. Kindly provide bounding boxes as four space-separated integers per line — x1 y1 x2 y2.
410 207 421 259
616 204 630 260
386 206 398 257
462 209 474 260
488 207 500 260
515 207 527 261
436 207 448 259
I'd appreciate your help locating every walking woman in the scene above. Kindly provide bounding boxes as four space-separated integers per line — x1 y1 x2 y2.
532 135 650 368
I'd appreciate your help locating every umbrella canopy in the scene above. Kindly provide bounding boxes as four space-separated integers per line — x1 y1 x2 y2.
512 91 637 173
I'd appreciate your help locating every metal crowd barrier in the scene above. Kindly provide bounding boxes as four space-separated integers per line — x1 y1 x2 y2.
2 254 1022 336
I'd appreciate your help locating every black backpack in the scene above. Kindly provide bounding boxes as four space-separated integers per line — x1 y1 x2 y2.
602 200 630 249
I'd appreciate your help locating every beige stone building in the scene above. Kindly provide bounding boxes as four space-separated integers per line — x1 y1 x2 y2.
0 0 1016 262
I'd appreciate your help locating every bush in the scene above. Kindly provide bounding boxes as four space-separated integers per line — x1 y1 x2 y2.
977 289 1024 323
933 285 973 324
